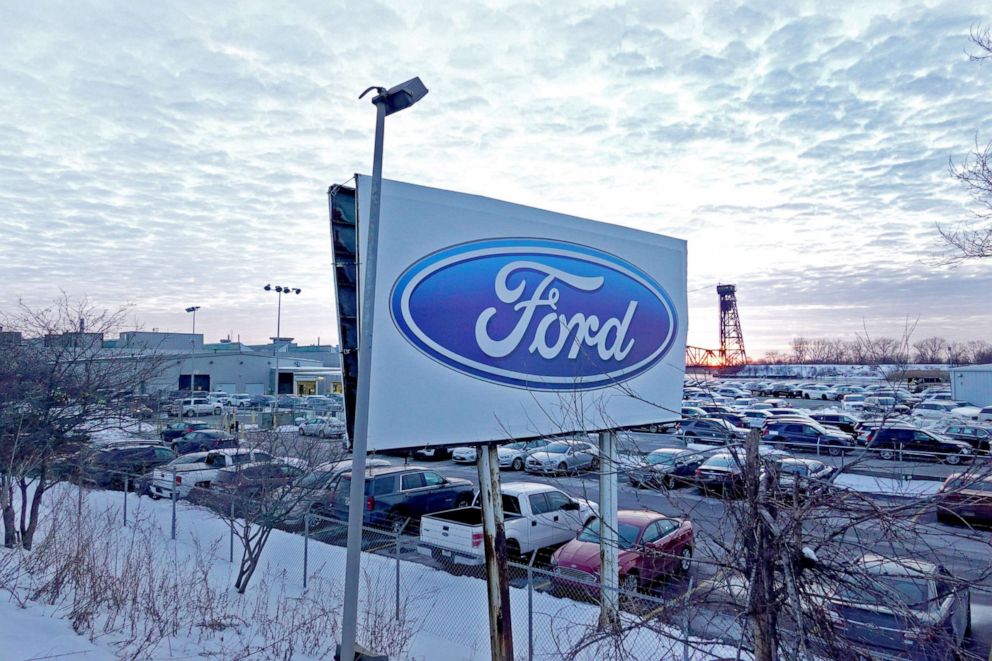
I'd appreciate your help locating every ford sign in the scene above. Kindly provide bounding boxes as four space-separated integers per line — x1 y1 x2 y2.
390 238 679 390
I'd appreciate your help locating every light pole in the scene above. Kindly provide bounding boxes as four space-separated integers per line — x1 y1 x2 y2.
264 284 301 428
340 77 428 661
185 306 200 394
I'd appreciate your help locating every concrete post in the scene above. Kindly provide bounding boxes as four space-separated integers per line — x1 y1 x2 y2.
599 430 620 630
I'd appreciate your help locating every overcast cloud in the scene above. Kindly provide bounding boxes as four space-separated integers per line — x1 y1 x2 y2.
1 0 990 356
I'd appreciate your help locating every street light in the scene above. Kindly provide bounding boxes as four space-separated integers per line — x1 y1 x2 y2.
264 284 301 428
341 77 428 661
185 306 200 393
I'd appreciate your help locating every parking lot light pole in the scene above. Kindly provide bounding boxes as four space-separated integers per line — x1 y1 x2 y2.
185 306 200 394
263 285 301 428
340 76 428 661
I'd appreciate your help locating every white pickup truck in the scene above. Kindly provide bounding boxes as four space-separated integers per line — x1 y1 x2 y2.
417 482 597 566
148 448 273 499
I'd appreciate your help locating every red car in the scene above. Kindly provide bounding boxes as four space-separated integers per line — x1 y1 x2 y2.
936 473 992 525
550 509 693 594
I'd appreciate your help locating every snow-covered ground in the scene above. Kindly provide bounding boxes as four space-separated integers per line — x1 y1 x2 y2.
0 485 743 660
735 364 949 379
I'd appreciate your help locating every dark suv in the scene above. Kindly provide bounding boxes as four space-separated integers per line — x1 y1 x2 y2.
940 424 992 453
763 421 855 456
808 412 860 436
172 430 238 454
866 427 974 465
79 444 177 489
322 466 474 533
678 418 747 445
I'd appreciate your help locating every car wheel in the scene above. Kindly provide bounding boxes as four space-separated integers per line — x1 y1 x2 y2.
557 462 568 475
880 448 895 460
620 573 639 594
455 494 472 509
678 546 693 573
214 407 222 415
629 477 641 489
944 453 962 466
150 492 160 501
663 475 676 490
590 457 599 471
828 446 842 457
183 410 193 417
512 458 524 471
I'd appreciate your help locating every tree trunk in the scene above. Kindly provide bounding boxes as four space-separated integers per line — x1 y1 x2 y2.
1 478 15 548
21 469 46 550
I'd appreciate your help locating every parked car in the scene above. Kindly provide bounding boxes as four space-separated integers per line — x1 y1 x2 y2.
149 447 273 498
863 396 909 415
173 397 223 417
912 400 964 419
227 394 253 408
319 466 475 533
866 427 974 465
808 412 861 436
249 394 276 410
627 448 711 489
298 416 346 438
819 555 970 660
825 385 866 401
145 451 210 498
979 406 992 423
694 452 746 496
525 440 599 475
762 420 855 456
939 424 992 453
188 460 307 511
418 483 597 565
841 393 867 411
678 418 747 445
936 473 992 525
708 411 750 429
741 409 775 428
171 429 239 454
411 446 452 461
551 510 694 594
799 385 833 400
768 457 834 497
680 406 708 419
496 439 552 470
78 444 177 490
280 458 393 529
160 420 211 443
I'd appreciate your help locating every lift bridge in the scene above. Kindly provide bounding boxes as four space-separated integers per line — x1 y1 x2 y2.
686 284 747 370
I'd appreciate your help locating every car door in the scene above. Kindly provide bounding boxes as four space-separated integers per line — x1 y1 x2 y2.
399 471 430 516
643 519 680 580
422 471 457 512
544 489 582 544
526 492 555 549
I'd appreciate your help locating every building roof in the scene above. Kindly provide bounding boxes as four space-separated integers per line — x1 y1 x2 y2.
950 363 992 373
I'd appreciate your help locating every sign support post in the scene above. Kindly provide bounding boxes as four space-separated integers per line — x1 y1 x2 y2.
339 97 386 661
599 429 620 630
477 443 514 660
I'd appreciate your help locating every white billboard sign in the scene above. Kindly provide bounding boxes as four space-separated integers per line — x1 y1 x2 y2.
354 176 687 451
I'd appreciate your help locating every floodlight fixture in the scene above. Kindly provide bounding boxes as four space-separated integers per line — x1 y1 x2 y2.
360 77 428 116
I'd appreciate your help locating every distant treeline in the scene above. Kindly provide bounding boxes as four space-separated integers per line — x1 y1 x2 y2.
755 336 992 366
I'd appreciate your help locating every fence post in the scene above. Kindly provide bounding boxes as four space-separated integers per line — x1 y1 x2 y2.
303 513 310 590
395 529 401 621
527 564 534 661
123 474 128 527
171 466 177 540
683 575 694 661
229 499 235 563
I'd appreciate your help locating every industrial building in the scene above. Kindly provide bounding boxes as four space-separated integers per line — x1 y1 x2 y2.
90 331 342 397
950 363 992 407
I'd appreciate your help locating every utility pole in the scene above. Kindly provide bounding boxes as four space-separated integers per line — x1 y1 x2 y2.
184 306 200 393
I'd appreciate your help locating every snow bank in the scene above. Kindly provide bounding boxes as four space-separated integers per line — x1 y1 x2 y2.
0 484 741 660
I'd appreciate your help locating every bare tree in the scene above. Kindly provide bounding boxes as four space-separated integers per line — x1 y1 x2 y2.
192 429 349 593
0 295 165 548
913 336 948 364
939 26 992 262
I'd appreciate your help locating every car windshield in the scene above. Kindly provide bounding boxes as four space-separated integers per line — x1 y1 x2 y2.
838 576 931 610
702 455 736 469
505 442 526 450
544 442 571 453
647 452 680 466
577 519 641 550
296 470 335 490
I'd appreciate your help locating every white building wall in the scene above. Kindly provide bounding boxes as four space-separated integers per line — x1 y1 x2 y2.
951 367 992 407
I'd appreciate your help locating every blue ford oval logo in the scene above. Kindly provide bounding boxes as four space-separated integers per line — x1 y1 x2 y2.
389 238 679 391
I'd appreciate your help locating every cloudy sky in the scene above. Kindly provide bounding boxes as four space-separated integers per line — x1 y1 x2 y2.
2 0 991 357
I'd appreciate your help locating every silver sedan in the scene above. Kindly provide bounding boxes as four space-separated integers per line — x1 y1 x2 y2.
525 440 599 475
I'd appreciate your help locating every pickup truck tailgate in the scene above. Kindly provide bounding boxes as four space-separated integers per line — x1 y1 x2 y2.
419 511 484 563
